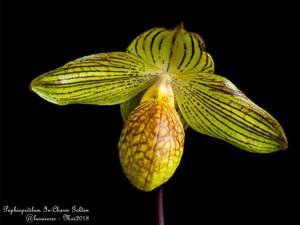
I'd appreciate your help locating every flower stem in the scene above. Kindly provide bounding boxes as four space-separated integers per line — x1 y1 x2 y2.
157 186 165 225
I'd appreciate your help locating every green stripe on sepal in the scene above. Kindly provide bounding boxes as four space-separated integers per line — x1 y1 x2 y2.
172 72 288 153
30 52 159 106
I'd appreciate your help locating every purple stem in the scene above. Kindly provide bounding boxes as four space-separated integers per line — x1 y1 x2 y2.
157 186 165 225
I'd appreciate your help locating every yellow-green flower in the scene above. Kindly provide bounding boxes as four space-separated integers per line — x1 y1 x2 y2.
30 23 288 192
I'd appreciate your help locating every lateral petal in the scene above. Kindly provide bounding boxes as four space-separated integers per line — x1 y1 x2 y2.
172 72 288 153
30 52 159 105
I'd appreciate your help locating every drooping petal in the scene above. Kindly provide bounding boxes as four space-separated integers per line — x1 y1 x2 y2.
127 23 214 74
171 72 288 153
30 52 159 105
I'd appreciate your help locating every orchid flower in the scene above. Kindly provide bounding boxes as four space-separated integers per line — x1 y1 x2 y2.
30 23 287 192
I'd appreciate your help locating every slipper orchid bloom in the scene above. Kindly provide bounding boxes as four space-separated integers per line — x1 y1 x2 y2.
31 23 287 191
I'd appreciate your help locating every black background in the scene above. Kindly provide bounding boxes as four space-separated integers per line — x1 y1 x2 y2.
1 0 299 224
